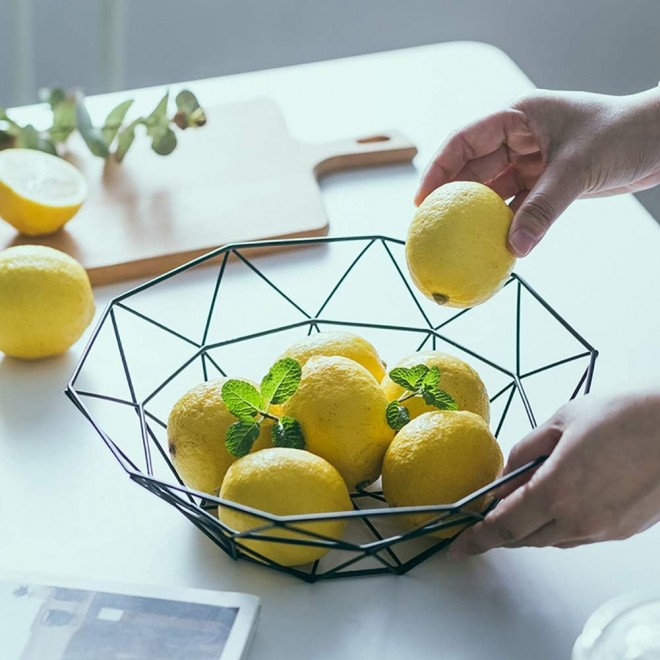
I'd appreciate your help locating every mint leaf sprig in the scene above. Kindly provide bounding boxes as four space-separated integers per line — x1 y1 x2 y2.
0 87 206 163
221 358 305 457
386 365 457 431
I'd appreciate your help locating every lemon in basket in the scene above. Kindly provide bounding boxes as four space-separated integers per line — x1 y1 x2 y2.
0 148 87 236
281 355 394 491
278 330 387 382
218 448 352 567
0 245 95 359
167 378 273 495
381 350 490 423
406 181 515 308
382 410 503 538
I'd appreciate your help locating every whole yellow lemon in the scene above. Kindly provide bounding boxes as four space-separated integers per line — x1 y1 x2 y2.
167 378 272 495
382 410 503 538
381 350 490 423
281 355 394 491
0 148 87 236
406 181 515 307
218 447 352 567
0 245 95 359
278 330 386 382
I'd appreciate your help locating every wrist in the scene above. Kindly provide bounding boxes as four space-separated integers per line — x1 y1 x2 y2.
621 87 660 167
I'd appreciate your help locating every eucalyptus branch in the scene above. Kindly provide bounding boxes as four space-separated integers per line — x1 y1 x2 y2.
0 87 206 163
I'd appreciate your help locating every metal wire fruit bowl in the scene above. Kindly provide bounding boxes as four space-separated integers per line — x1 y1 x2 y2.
66 235 597 582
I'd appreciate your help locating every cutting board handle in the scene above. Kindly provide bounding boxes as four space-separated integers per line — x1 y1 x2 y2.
310 130 417 179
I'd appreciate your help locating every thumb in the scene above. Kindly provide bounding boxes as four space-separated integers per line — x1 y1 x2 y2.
508 159 582 257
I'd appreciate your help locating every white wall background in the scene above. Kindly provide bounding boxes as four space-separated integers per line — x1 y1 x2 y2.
2 0 660 215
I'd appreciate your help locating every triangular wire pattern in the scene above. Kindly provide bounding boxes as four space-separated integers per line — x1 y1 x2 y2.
67 235 598 581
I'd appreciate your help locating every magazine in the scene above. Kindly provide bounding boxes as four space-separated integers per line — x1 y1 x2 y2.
0 573 259 660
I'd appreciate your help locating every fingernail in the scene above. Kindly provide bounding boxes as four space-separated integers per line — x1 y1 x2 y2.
509 229 536 257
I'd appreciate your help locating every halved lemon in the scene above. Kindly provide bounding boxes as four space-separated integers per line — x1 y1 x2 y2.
0 148 88 236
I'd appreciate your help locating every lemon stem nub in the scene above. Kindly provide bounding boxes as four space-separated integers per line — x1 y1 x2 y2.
432 293 449 305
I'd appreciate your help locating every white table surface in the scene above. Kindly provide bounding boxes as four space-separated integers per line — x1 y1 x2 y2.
2 42 660 660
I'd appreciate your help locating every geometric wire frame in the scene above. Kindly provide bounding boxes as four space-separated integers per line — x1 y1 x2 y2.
66 235 598 582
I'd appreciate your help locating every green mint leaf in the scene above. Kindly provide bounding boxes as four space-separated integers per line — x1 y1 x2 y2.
421 366 441 388
225 421 260 457
386 401 410 430
389 365 429 391
102 99 134 146
221 380 264 420
420 385 457 411
151 127 177 155
271 416 305 449
260 358 302 405
75 93 109 158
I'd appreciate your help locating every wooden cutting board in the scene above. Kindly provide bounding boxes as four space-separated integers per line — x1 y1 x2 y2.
0 97 417 285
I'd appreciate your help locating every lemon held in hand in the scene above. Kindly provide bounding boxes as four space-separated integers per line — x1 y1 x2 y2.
382 410 503 538
0 245 95 359
0 149 87 236
218 448 352 567
167 378 272 495
382 350 490 423
406 181 515 308
278 330 387 382
281 355 394 491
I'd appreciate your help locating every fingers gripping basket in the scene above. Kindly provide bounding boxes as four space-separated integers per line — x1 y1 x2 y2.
66 235 597 582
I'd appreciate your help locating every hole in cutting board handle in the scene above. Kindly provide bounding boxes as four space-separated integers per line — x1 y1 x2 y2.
356 135 390 144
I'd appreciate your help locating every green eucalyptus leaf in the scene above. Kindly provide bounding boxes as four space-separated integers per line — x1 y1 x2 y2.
15 125 40 149
0 130 15 149
50 95 77 143
225 421 261 457
39 87 66 109
115 119 139 162
389 365 429 392
75 93 109 158
0 108 18 126
151 127 177 155
260 358 302 405
102 99 134 146
386 401 410 431
271 416 305 450
144 91 170 136
175 90 200 114
221 380 264 420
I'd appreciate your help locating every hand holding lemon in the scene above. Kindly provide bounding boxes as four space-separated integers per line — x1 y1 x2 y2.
406 181 515 308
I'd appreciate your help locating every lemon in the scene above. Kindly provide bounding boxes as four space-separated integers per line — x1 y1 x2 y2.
278 330 386 382
218 448 352 566
167 378 272 495
406 181 515 307
281 356 394 491
0 245 95 359
381 350 490 423
0 148 87 236
382 410 503 538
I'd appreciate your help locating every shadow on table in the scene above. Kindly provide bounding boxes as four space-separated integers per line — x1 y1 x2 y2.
185 515 575 660
0 351 78 438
